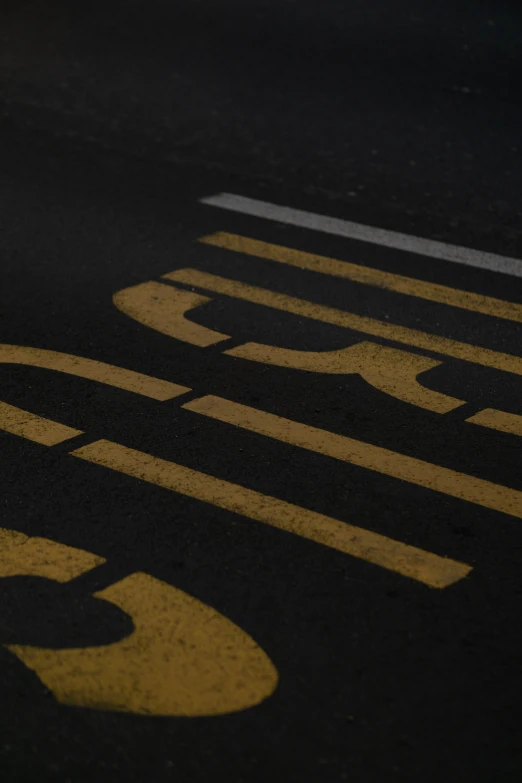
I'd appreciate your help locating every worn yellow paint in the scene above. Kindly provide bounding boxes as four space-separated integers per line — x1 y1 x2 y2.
183 394 522 522
114 279 463 413
71 439 471 588
0 528 105 581
200 232 522 324
0 344 189 401
0 400 83 445
1 530 277 716
0 389 469 587
164 269 522 378
466 408 522 436
113 281 230 347
226 341 464 413
8 571 278 717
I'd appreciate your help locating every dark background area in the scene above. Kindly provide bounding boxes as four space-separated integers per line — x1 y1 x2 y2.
1 1 522 243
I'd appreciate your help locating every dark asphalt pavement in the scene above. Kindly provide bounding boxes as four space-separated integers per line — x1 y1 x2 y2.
1 3 522 782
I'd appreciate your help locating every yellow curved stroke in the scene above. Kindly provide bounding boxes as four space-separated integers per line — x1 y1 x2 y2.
0 529 278 716
0 344 189 401
112 278 462 413
113 282 230 347
166 267 522 379
9 572 278 717
226 340 464 413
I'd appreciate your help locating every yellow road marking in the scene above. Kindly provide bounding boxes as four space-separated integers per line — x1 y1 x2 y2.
0 400 82 446
71 439 471 588
164 269 522 378
183 394 522 522
113 282 230 347
466 408 522 436
1 529 277 716
200 232 522 324
227 341 464 413
0 528 105 581
0 389 470 587
0 344 189 401
111 279 464 413
10 572 278 717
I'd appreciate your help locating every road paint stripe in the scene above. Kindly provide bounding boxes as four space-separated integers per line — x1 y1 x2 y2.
164 269 522 378
0 344 190 401
71 439 471 588
0 400 83 446
200 193 522 278
183 395 522 522
466 408 522 436
200 232 522 324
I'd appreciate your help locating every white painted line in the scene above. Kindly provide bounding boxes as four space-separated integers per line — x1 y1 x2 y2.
200 193 522 279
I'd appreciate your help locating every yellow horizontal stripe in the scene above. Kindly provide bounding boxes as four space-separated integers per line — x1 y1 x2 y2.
467 408 522 436
71 439 471 589
184 394 522 522
0 400 82 446
200 232 522 323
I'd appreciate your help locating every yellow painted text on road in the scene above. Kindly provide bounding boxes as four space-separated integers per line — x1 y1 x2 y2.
165 268 522 378
0 348 473 587
114 282 463 413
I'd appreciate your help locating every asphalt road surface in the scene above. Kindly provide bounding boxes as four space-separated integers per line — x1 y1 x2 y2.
1 2 522 782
